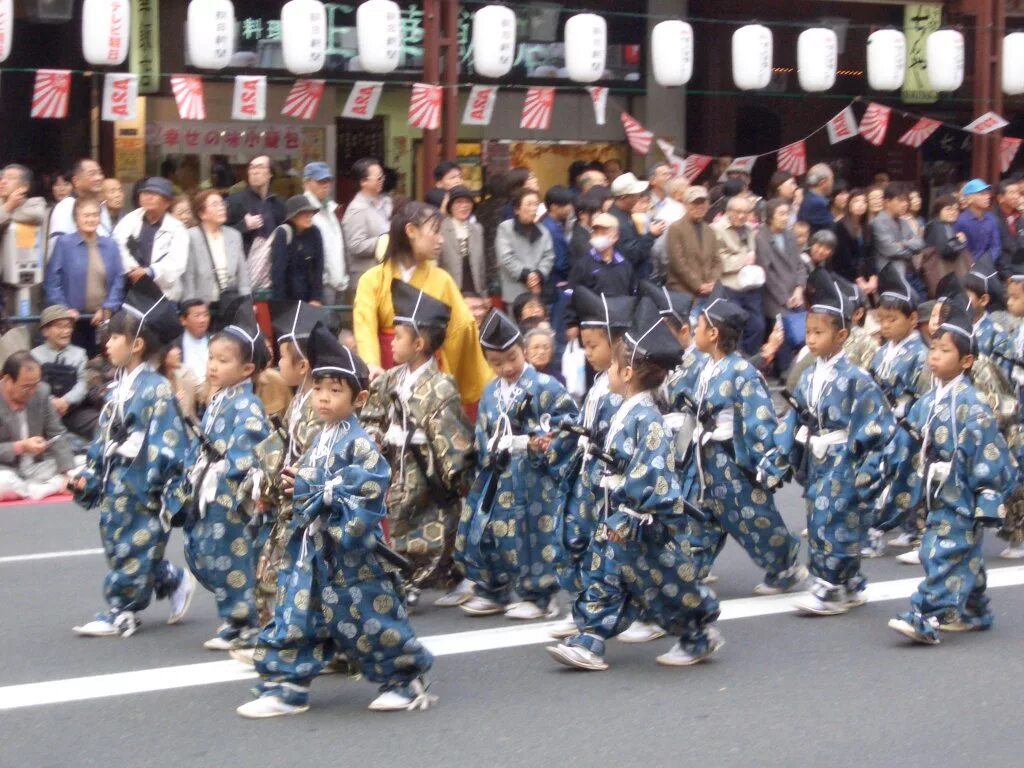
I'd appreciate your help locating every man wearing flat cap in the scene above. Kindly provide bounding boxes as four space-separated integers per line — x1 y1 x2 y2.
113 176 189 300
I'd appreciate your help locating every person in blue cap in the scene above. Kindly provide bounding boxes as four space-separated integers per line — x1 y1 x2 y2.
955 179 1002 269
302 161 348 305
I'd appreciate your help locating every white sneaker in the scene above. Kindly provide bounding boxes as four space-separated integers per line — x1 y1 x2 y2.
434 579 474 607
999 543 1024 559
367 678 437 711
548 616 578 639
888 617 940 645
800 528 808 539
753 564 808 596
940 618 981 633
896 549 921 565
860 528 886 559
702 573 719 585
113 611 141 638
504 601 559 620
236 696 309 719
794 592 848 616
546 643 609 671
459 595 506 616
889 531 919 548
843 589 868 608
72 618 119 637
230 647 256 667
655 628 724 667
204 623 237 650
167 570 195 625
617 621 667 643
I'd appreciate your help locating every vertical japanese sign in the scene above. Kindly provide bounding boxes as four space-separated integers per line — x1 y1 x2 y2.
130 0 160 94
902 3 941 105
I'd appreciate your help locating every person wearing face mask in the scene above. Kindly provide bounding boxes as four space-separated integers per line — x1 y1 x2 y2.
568 212 634 298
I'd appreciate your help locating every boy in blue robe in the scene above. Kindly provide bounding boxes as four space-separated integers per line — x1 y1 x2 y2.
546 298 721 671
965 256 1013 371
456 309 579 620
239 323 435 717
72 277 195 637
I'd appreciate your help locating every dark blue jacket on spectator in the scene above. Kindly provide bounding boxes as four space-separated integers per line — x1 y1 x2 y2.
798 191 833 234
608 204 655 280
44 232 125 312
540 215 571 282
270 224 324 302
955 209 1003 267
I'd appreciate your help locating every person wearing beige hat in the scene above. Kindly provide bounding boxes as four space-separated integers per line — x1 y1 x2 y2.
665 186 721 297
31 304 99 441
608 172 665 280
568 212 634 298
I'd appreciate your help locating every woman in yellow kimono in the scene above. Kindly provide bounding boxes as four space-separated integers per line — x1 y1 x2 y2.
353 200 493 406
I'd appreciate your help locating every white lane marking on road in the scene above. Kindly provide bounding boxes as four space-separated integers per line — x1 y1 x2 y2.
2 565 1023 711
0 548 104 564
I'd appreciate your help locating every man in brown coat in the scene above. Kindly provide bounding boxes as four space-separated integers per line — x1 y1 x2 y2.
665 186 720 297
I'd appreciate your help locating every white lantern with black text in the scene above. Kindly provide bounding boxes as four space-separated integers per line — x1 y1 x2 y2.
1004 32 1024 95
473 6 516 78
187 0 235 70
0 0 11 63
281 0 328 75
651 20 693 87
82 0 130 66
866 29 905 90
357 0 401 74
732 25 772 90
797 28 837 92
926 29 964 91
564 13 606 83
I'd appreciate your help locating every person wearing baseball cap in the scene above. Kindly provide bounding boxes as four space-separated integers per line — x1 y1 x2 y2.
955 178 1002 272
607 171 664 280
567 211 634 304
303 161 347 305
665 186 720 297
112 176 190 300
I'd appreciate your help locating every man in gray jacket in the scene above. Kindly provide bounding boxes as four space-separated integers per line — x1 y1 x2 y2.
871 183 924 277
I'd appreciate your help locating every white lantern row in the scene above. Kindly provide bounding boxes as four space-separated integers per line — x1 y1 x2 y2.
651 20 693 87
564 13 606 83
927 29 964 92
0 0 11 64
187 0 236 71
357 0 401 74
82 0 130 67
473 6 516 78
866 29 905 91
732 24 773 91
1005 32 1024 96
797 28 837 92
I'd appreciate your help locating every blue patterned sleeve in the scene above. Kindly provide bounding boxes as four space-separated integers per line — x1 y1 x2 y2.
963 402 1012 524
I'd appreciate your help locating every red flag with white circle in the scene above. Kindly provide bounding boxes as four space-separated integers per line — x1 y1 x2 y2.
620 112 654 155
683 154 713 182
31 70 71 119
776 140 807 176
408 83 443 130
281 79 326 120
898 117 941 148
171 75 206 120
520 87 555 130
858 102 891 146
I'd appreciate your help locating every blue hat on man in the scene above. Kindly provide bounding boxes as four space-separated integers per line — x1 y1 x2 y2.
138 176 174 198
962 178 991 196
303 161 334 182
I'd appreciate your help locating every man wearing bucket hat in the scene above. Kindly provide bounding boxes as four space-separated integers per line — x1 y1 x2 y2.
270 195 324 303
608 172 665 280
112 176 189 300
303 162 347 305
955 178 1003 270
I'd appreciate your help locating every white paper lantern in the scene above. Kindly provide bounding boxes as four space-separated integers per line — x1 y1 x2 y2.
866 29 905 90
0 0 12 63
473 6 516 78
564 13 606 83
1004 32 1024 95
732 25 773 91
927 29 964 91
82 0 131 66
281 0 328 75
797 28 837 92
651 20 693 87
187 0 235 70
357 0 401 74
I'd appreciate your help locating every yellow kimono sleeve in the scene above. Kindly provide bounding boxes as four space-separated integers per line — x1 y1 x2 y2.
353 264 388 368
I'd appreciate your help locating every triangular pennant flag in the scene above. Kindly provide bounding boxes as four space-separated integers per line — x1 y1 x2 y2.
587 86 608 126
281 79 325 120
656 138 675 159
858 102 891 146
1002 137 1023 173
965 111 1009 135
776 140 807 176
898 117 941 148
342 81 383 120
826 106 857 144
683 153 713 183
620 112 654 155
31 70 71 119
726 155 757 176
231 75 266 121
520 87 554 130
462 85 498 126
170 75 206 120
408 83 443 130
101 73 138 122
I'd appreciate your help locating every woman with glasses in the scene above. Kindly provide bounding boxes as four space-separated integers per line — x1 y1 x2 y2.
182 190 251 317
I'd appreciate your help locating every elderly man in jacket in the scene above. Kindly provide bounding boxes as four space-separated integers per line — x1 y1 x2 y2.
607 172 665 280
713 195 765 355
113 177 189 300
665 186 720 299
303 162 347 305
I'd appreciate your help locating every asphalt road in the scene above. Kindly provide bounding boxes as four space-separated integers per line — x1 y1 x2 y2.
3 485 1024 768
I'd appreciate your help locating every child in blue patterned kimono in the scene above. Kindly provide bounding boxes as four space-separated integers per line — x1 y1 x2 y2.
778 269 896 615
965 256 1013 369
685 287 805 595
72 277 196 638
456 308 579 620
239 323 435 718
183 300 271 650
886 302 1013 645
546 298 721 671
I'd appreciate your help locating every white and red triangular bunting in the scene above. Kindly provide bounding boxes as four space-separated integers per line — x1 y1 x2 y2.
342 81 384 120
408 83 442 130
462 85 498 126
727 156 757 175
31 70 71 119
826 106 857 144
101 73 137 122
898 117 941 148
656 138 675 158
170 75 206 120
281 79 325 120
776 140 807 176
520 87 555 130
683 154 713 182
858 102 891 146
231 75 266 121
587 86 608 126
1002 137 1023 173
620 112 654 155
965 111 1009 135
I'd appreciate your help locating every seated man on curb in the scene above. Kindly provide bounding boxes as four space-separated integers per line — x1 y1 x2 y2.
0 351 76 500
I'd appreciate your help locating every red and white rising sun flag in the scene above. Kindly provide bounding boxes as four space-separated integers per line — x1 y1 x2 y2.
232 75 266 121
586 86 608 126
520 87 555 130
408 83 443 130
281 79 325 120
1002 137 1023 173
462 85 498 126
101 72 138 122
620 112 654 155
683 153 713 182
31 70 71 119
170 75 206 120
826 106 857 144
898 117 941 148
776 140 807 175
858 102 892 146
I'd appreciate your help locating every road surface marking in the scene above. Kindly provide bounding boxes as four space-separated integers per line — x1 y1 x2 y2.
0 548 104 564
